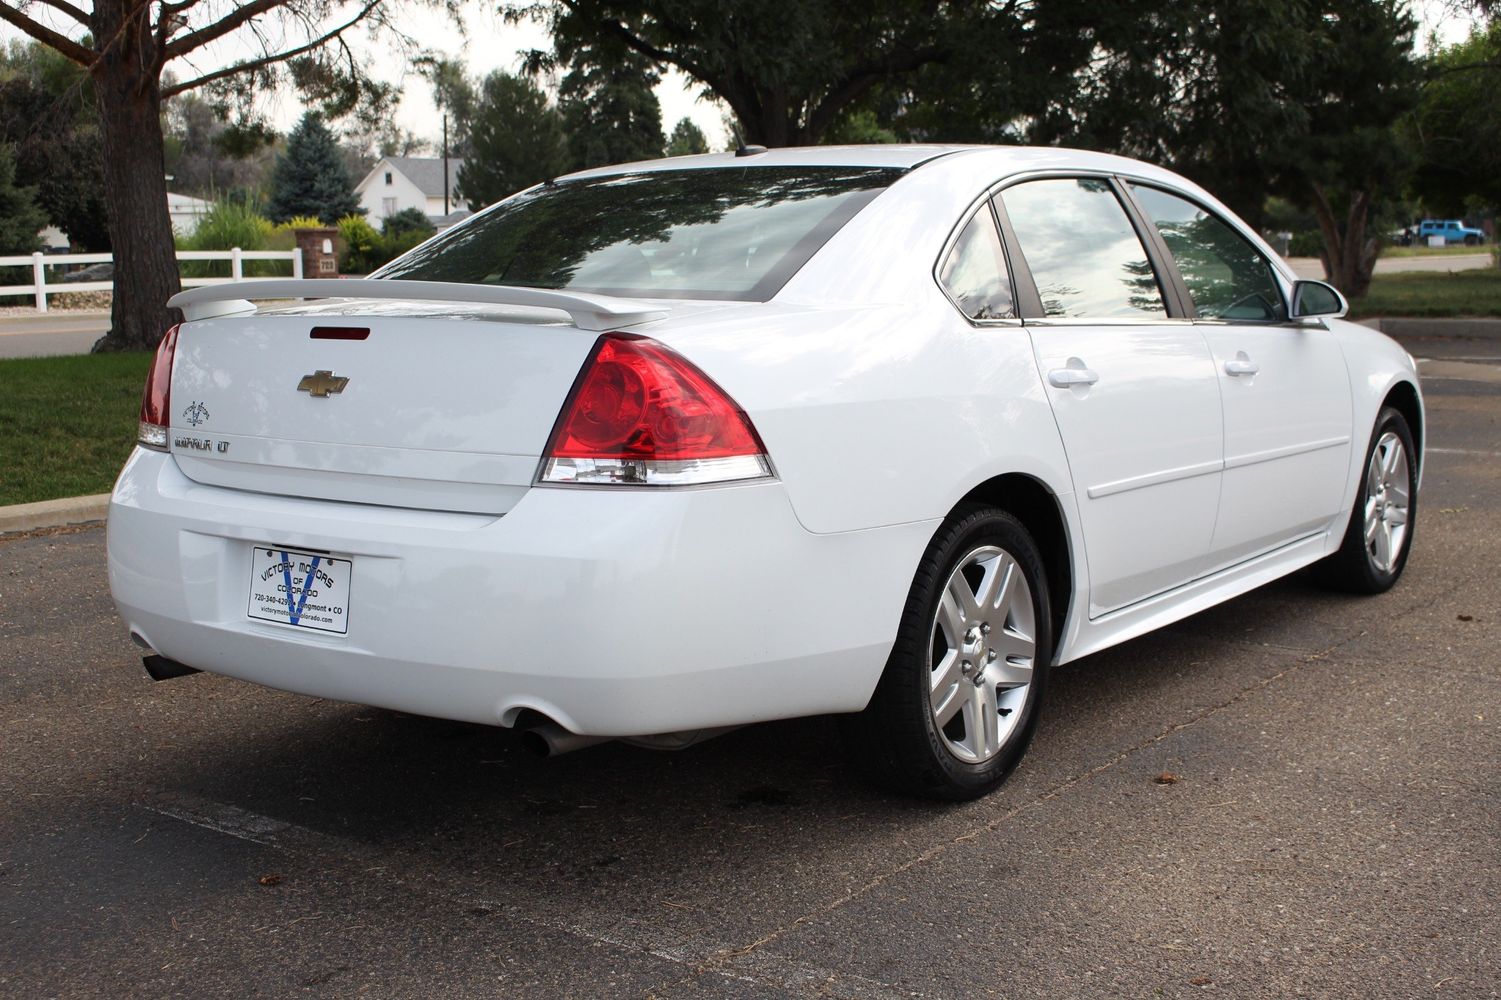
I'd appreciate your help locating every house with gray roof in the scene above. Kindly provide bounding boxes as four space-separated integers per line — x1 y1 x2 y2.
355 156 470 228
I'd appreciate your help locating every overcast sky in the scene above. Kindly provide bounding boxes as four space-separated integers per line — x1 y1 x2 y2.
243 4 735 150
2 1 1485 156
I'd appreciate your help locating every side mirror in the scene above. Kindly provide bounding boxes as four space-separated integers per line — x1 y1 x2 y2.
1290 279 1347 320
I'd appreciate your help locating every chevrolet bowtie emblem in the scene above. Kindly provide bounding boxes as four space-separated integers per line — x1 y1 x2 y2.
297 370 349 398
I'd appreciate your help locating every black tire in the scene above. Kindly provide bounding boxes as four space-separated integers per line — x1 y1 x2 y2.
1464 234 1479 247
843 504 1053 800
1313 406 1417 594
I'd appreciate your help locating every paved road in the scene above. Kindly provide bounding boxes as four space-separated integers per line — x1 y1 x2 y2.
1285 253 1494 280
2 342 1498 998
0 312 109 359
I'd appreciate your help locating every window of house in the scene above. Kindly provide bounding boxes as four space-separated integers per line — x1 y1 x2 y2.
385 172 393 185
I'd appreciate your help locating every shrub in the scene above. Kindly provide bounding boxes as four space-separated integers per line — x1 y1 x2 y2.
337 211 435 274
379 227 433 266
276 214 326 233
381 207 434 237
177 202 294 278
337 214 381 275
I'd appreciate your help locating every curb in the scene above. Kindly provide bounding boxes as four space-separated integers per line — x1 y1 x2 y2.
0 493 110 536
1363 317 1501 340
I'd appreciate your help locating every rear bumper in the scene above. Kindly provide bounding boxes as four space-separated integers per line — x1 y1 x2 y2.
108 448 936 736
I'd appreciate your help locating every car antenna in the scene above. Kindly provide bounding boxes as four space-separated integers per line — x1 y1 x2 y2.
735 144 768 157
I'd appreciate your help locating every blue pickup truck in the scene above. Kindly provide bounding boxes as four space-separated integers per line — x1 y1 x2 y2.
1416 219 1487 246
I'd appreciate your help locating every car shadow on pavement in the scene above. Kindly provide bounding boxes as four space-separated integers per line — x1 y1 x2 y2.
109 573 1367 881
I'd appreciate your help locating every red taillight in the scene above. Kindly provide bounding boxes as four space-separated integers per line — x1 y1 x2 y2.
540 333 771 486
137 323 181 450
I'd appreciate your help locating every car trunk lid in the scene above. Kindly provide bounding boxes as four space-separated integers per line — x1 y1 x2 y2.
166 300 613 514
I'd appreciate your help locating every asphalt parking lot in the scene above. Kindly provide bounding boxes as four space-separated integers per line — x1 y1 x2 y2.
2 336 1497 999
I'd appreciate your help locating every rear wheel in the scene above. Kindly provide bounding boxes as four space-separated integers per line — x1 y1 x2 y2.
1314 406 1417 593
844 505 1052 800
1464 234 1480 246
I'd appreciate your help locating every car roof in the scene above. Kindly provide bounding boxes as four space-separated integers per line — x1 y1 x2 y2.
558 144 1179 182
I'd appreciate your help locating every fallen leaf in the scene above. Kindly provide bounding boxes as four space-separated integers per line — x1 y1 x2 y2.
1189 976 1213 987
258 874 283 887
1457 614 1474 622
1155 772 1181 785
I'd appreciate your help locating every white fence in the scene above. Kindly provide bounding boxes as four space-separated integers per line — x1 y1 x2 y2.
0 249 303 312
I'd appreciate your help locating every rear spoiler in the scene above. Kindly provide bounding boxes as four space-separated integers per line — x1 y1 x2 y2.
168 279 669 331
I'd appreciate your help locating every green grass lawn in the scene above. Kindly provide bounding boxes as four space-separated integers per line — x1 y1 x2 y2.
0 352 152 506
1349 268 1501 319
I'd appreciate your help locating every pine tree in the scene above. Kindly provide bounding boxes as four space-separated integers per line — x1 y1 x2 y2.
457 72 568 210
266 114 362 224
665 117 709 157
558 50 664 171
0 143 47 253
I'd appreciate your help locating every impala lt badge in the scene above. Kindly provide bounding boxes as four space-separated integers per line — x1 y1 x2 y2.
298 370 349 398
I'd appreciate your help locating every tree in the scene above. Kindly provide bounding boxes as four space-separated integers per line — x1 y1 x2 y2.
1409 20 1501 214
0 40 110 250
1018 0 1420 297
823 108 899 145
557 47 664 170
418 56 478 157
164 95 277 200
1289 2 1420 297
266 113 363 223
0 0 405 351
512 0 1073 146
665 116 708 156
0 142 47 252
456 71 568 210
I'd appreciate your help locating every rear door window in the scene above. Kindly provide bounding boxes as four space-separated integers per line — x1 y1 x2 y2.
1000 178 1167 320
1129 184 1286 322
376 166 904 301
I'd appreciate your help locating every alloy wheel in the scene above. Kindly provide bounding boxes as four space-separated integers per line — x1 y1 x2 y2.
1363 430 1411 574
929 545 1037 763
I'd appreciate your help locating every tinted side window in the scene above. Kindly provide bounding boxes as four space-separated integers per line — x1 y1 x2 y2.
1130 184 1287 322
1001 178 1166 319
939 208 1016 320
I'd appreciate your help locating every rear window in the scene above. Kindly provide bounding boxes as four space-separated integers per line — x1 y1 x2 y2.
375 166 903 301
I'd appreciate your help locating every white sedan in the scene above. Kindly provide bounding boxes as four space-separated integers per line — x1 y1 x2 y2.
108 145 1421 799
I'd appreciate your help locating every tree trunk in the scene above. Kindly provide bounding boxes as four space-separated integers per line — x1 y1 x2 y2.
89 0 181 353
1309 182 1378 299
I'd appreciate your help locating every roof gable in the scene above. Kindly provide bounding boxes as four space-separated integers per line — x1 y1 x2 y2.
368 156 464 197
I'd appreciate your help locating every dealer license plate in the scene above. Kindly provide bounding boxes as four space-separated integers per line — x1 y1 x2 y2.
247 546 352 634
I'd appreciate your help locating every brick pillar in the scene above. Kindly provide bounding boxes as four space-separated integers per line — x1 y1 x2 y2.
293 227 342 278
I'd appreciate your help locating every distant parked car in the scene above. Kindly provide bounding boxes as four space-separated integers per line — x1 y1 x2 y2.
1416 219 1485 246
62 262 113 283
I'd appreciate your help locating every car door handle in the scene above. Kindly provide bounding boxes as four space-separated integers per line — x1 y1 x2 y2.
1047 366 1100 388
1224 356 1260 377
